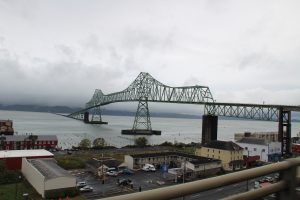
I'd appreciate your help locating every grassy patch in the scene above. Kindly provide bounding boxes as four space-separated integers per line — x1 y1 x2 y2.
56 156 86 170
0 181 41 200
0 181 86 200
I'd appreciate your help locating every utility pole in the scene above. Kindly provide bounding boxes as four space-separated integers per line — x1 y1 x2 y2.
182 159 186 200
101 153 105 184
246 150 249 191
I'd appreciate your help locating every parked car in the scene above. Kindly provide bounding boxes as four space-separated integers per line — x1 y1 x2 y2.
142 164 156 172
118 179 133 187
76 181 87 188
106 171 118 176
107 167 117 172
80 185 93 192
121 168 134 175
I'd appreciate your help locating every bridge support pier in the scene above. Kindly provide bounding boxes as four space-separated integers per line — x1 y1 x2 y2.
278 107 291 157
84 112 89 123
82 107 108 124
121 97 161 135
202 115 218 144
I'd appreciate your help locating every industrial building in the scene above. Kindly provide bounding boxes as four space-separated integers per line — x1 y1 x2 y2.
234 132 279 143
236 137 281 162
195 140 244 171
86 157 126 176
0 135 58 150
0 149 54 170
21 158 76 198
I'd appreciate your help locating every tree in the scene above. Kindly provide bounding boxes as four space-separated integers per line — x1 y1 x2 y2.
78 138 91 149
93 138 106 148
0 136 6 150
134 137 148 147
28 135 38 149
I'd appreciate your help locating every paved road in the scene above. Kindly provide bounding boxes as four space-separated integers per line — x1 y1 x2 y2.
176 180 257 200
72 170 289 200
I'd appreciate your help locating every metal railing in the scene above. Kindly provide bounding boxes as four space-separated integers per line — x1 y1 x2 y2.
101 157 300 200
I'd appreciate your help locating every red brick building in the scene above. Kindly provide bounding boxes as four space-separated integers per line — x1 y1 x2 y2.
292 143 300 155
0 149 54 170
0 135 58 150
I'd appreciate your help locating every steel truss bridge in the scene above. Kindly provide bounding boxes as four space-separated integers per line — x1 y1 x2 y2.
68 72 300 156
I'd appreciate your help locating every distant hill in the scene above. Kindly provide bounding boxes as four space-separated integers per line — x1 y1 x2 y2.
0 104 201 119
0 104 82 113
1 104 300 121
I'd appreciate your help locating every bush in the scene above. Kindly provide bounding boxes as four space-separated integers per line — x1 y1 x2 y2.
159 141 174 146
134 137 148 147
56 157 85 170
78 138 91 149
45 187 79 199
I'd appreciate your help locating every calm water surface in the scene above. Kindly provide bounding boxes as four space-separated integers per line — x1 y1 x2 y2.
1 110 299 149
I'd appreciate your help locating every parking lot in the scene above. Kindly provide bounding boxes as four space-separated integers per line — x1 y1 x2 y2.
71 169 176 199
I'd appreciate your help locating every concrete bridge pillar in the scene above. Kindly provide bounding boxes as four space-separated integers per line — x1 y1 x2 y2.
202 115 218 144
84 112 89 123
278 107 292 157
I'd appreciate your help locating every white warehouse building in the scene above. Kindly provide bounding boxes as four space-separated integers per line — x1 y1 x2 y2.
236 137 281 162
21 158 76 198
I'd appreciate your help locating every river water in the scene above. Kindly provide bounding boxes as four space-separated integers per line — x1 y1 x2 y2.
1 110 299 149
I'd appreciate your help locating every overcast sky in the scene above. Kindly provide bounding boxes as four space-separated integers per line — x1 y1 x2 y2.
0 0 300 114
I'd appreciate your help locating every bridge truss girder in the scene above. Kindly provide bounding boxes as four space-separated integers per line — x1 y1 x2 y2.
84 72 214 111
204 102 293 156
204 103 281 121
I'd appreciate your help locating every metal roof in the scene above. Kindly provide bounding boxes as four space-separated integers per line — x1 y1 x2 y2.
203 140 243 151
0 149 53 158
237 137 268 145
1 135 57 142
129 152 220 163
28 158 74 180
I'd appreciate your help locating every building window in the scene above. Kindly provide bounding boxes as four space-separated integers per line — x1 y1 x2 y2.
219 150 220 154
262 149 265 152
207 149 209 152
213 149 214 153
212 155 214 158
254 148 257 151
245 147 248 150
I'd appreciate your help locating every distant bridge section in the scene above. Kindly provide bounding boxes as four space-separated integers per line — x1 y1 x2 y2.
204 102 300 122
69 72 215 117
85 72 215 108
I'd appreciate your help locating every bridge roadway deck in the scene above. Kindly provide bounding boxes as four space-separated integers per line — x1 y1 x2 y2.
205 102 300 112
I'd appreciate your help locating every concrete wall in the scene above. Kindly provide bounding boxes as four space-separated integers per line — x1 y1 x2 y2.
45 177 76 191
124 155 134 169
21 158 45 197
236 142 281 162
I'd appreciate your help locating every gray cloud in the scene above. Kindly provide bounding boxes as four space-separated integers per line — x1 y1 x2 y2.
0 1 300 112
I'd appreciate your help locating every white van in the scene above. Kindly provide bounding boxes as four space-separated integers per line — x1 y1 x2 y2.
142 164 156 172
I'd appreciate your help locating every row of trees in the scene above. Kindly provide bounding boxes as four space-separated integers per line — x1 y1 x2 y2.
78 137 107 149
78 137 149 149
77 137 198 149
